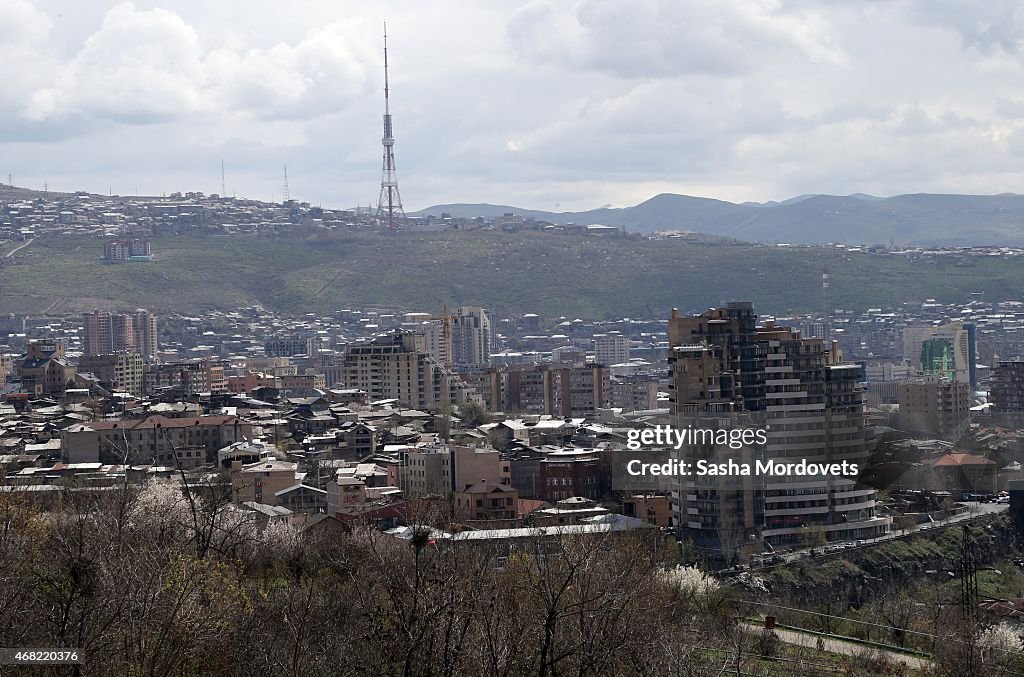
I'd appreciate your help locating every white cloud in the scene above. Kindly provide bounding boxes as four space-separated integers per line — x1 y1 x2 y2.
0 0 57 109
506 0 848 79
22 2 372 124
4 0 1024 211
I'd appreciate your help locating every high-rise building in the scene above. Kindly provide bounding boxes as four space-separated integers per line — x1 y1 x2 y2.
991 360 1024 426
594 331 630 366
898 378 971 441
82 309 158 359
0 354 12 388
418 319 451 367
451 306 491 367
668 304 889 555
342 332 481 408
131 309 158 359
757 323 886 546
83 312 112 357
902 322 977 388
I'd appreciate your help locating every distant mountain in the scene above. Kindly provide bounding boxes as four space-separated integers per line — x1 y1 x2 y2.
417 192 1024 246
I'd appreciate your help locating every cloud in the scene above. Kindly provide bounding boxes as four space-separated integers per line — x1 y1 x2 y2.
0 0 56 108
505 0 848 79
22 2 372 124
5 0 1024 211
903 0 1024 55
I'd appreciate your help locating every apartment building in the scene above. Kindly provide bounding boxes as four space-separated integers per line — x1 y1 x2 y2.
538 449 602 502
594 331 630 366
341 332 480 408
992 360 1024 426
898 378 971 441
78 353 145 395
83 309 158 359
400 444 511 497
668 304 889 555
451 306 492 367
62 415 252 464
16 341 76 398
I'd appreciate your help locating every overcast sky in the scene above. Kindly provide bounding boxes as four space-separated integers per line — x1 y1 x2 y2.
4 0 1024 211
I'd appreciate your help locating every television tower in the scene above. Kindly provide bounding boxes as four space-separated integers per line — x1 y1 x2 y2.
282 164 290 203
376 22 405 229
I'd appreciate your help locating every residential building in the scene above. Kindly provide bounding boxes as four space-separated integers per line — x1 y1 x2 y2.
594 331 630 366
274 484 327 514
144 360 213 395
898 379 971 441
992 360 1024 426
451 306 491 367
400 444 511 497
265 338 310 358
668 304 889 555
902 322 977 387
62 415 252 464
327 476 368 514
454 481 518 521
83 309 158 359
16 341 76 398
500 363 610 417
610 376 660 412
622 495 672 528
78 353 145 395
341 332 480 408
230 459 300 506
538 449 602 502
0 354 11 388
928 452 997 494
103 239 152 262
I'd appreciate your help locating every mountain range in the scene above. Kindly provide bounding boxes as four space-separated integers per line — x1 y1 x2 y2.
417 192 1024 246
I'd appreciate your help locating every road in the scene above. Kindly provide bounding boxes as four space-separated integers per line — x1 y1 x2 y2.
766 502 1009 566
3 238 34 258
741 622 932 671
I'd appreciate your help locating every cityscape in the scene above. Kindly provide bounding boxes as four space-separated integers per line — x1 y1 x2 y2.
3 1 1024 675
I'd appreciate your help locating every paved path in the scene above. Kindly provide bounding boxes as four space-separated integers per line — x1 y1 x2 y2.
3 238 34 258
742 623 931 671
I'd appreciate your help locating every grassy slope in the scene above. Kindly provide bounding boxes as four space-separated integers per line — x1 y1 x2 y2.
3 231 1024 317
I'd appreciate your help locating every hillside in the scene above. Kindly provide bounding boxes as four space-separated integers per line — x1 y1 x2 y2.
419 192 1024 246
3 231 1024 317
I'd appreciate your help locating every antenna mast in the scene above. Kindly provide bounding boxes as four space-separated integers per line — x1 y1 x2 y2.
376 21 405 229
221 159 226 197
822 269 831 344
283 164 290 203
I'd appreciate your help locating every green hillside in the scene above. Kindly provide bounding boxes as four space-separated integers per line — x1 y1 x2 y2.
1 231 1022 317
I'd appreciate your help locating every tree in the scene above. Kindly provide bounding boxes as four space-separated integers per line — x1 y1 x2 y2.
459 400 491 427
